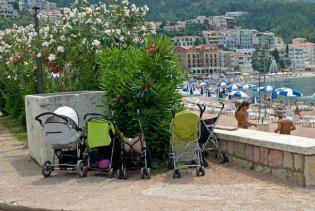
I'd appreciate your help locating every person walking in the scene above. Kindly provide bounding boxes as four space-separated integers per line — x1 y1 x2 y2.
235 101 257 129
274 115 296 135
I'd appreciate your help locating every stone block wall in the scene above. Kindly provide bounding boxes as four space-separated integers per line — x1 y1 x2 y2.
218 139 309 187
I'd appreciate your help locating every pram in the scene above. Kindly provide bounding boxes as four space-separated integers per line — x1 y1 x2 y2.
169 109 205 178
116 110 151 180
197 102 228 166
76 113 121 178
35 106 85 177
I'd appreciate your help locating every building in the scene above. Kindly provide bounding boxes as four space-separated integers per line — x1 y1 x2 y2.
292 38 307 44
253 32 275 49
172 36 201 47
0 0 18 17
234 49 255 73
220 28 253 50
225 11 248 17
201 30 223 45
289 42 315 71
207 16 236 29
219 50 235 72
164 22 186 32
19 0 57 14
174 45 221 75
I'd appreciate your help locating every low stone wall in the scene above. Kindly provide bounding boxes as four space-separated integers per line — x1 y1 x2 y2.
215 129 315 188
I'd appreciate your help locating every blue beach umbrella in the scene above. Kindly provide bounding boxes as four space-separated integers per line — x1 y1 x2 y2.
227 84 241 92
271 89 277 100
252 95 258 105
200 86 204 95
207 89 211 97
276 88 303 97
242 84 257 90
228 91 249 99
257 85 274 92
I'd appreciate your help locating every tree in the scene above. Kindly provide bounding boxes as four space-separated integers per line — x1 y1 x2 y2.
271 49 280 63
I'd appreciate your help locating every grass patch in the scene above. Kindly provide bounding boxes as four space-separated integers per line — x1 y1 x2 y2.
0 116 27 144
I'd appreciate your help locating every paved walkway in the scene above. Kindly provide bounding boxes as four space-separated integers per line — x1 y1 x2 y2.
1 124 315 211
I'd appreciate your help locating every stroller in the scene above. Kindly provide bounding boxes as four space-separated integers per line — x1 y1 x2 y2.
35 106 85 177
116 109 151 180
76 113 121 178
169 109 205 178
197 102 228 166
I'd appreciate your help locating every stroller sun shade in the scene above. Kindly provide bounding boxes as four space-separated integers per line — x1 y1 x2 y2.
54 106 79 127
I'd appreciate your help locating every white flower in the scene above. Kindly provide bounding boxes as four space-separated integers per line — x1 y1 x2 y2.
36 53 41 58
122 0 129 6
130 4 136 12
42 41 49 47
92 39 100 47
143 5 149 12
60 35 66 41
48 54 56 61
24 61 29 65
57 46 64 53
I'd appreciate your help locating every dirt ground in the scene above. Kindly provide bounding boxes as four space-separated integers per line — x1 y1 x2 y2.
2 124 315 211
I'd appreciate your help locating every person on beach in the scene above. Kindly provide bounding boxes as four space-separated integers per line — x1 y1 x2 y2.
294 106 301 116
235 101 257 129
274 115 296 135
267 98 272 108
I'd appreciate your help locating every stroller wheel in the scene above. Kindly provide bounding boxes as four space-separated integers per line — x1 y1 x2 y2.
76 160 87 178
147 168 151 179
41 161 52 177
196 166 205 177
140 168 145 179
122 168 128 180
172 169 181 179
108 168 114 178
116 169 122 179
203 159 209 168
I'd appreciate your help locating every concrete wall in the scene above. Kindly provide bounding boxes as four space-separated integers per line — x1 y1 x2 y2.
215 128 315 188
25 91 108 165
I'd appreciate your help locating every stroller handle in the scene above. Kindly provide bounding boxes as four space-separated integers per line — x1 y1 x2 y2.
197 104 206 118
35 112 69 126
83 113 106 121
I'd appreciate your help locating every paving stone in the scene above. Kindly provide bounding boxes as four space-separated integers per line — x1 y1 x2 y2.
272 168 288 181
294 154 304 172
288 170 304 186
244 144 253 161
234 143 245 158
227 141 235 155
253 146 260 163
253 164 271 175
304 156 315 187
268 149 283 168
259 147 269 165
283 152 294 170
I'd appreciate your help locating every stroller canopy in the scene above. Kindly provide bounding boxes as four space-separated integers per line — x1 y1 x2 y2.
173 111 200 143
54 106 79 126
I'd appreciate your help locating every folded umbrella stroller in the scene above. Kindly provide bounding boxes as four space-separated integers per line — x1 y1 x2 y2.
169 109 205 178
116 109 151 180
35 106 85 177
76 113 121 178
197 103 228 166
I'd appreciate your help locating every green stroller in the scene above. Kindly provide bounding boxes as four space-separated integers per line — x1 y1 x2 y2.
76 114 120 178
169 110 205 178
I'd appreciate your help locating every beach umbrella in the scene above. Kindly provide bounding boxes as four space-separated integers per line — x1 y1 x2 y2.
242 84 257 90
228 91 249 99
271 89 277 100
257 85 274 92
200 82 207 86
227 84 241 92
200 86 204 95
252 95 258 105
207 89 211 97
219 81 227 87
276 88 303 97
190 87 193 95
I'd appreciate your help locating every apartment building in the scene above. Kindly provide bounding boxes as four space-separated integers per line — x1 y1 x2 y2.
219 28 253 50
201 30 223 45
172 36 201 46
0 0 18 17
174 45 221 75
253 32 275 49
289 42 315 71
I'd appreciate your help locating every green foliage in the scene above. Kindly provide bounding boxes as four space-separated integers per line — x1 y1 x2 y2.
0 12 33 30
98 36 185 154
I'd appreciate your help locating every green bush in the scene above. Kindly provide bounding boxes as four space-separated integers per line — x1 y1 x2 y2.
98 36 185 156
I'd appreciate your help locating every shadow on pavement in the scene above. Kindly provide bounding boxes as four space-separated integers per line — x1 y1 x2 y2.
6 154 40 177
